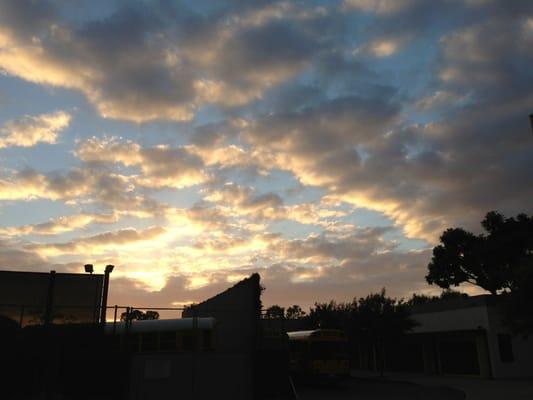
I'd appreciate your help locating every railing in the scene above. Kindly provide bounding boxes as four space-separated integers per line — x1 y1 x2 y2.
0 303 273 328
0 303 199 327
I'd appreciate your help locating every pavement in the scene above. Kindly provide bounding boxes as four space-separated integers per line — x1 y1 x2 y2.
294 377 464 400
350 370 533 400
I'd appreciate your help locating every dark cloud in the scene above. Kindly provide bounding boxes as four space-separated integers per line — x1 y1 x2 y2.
0 240 46 270
0 0 332 121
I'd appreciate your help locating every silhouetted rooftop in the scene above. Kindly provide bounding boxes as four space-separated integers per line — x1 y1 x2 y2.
411 294 499 314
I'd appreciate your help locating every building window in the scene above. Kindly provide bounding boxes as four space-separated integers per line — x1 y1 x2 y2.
498 334 514 363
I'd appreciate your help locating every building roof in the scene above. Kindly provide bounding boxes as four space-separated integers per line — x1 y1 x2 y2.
410 294 499 315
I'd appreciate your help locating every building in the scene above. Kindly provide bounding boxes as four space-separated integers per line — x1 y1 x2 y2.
128 273 264 400
390 295 533 379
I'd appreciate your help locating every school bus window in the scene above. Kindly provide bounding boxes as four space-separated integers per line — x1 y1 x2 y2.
183 333 194 351
126 334 140 352
142 332 158 352
202 330 213 350
159 331 176 351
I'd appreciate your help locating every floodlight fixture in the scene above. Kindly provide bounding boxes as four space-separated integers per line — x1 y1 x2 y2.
84 264 94 274
105 264 115 274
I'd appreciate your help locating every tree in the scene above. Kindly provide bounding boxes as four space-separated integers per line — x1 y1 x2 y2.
285 305 306 319
426 211 533 295
426 211 533 333
144 310 160 320
308 300 352 330
264 305 285 319
406 289 468 306
120 309 160 322
307 291 417 376
353 289 418 377
501 258 533 334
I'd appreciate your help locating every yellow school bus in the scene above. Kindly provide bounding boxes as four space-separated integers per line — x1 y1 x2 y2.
287 329 350 378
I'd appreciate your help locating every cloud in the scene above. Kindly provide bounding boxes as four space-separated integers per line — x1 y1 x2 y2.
0 167 166 219
0 239 46 270
270 227 396 263
107 247 433 312
26 226 166 256
416 91 467 110
76 137 207 189
0 169 89 201
343 0 416 14
0 0 327 122
0 0 531 309
0 213 118 236
0 111 71 148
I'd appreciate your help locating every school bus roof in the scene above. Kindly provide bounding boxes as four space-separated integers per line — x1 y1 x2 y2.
287 329 347 340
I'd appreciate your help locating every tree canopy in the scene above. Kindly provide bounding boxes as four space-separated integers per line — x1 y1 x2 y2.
120 309 160 322
308 289 417 376
406 289 468 306
286 305 306 319
264 305 285 319
426 211 533 334
426 211 533 295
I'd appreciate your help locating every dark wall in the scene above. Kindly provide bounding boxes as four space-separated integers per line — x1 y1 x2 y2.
182 273 261 354
0 270 103 325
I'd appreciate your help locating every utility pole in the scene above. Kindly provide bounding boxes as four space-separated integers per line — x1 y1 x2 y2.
100 264 114 324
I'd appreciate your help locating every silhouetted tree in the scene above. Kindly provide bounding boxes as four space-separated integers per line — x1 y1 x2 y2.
353 289 417 377
285 305 306 319
264 305 285 319
427 211 533 294
406 289 468 306
502 258 533 334
308 300 352 329
439 289 469 301
308 291 417 376
144 310 160 320
427 211 533 333
120 309 160 321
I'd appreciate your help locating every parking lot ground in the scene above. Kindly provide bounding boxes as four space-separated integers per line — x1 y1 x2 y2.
350 370 533 400
294 377 465 400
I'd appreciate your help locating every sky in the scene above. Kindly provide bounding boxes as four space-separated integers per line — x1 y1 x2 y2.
0 0 532 311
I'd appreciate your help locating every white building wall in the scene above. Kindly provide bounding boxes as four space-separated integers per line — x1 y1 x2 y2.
410 302 533 379
485 307 533 379
412 306 490 333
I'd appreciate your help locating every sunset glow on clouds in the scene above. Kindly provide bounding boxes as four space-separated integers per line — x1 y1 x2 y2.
0 0 531 309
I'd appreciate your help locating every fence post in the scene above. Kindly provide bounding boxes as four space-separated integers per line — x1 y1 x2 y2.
44 270 56 326
113 305 118 335
19 305 25 327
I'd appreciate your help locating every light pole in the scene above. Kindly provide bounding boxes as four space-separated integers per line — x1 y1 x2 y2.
100 264 114 324
529 113 533 135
